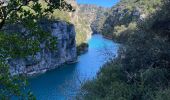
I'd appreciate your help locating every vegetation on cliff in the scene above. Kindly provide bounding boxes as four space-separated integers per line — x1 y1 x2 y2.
90 6 109 34
79 0 170 99
53 1 109 54
102 0 161 42
77 43 89 55
0 0 108 98
0 0 74 99
50 1 108 45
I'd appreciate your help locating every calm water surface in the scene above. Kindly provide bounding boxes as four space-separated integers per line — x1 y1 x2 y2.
28 34 119 100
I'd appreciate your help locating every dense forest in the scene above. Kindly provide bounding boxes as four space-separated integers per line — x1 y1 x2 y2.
102 0 161 42
79 0 170 100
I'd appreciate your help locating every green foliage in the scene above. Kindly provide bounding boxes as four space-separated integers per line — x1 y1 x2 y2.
110 22 137 42
0 61 35 100
76 28 88 45
91 7 109 33
51 9 71 22
77 43 89 55
0 32 40 58
155 88 170 100
102 0 162 42
0 0 74 99
79 0 170 100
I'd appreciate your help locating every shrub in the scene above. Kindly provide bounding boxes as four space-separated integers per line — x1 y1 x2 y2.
79 0 170 100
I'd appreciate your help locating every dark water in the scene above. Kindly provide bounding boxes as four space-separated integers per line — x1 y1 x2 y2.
28 35 119 100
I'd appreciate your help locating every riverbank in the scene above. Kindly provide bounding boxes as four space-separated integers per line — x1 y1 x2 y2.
28 34 119 99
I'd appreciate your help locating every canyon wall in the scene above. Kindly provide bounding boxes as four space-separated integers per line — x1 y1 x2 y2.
9 21 77 76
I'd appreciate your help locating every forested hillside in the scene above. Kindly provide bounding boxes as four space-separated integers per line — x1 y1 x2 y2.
79 0 170 99
90 6 109 34
102 0 161 42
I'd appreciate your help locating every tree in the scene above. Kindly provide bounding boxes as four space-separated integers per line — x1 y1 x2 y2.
0 0 74 29
79 0 170 100
0 0 74 99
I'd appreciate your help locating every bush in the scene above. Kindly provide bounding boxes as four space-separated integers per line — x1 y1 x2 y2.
77 43 89 55
101 0 162 42
112 22 137 42
79 0 170 100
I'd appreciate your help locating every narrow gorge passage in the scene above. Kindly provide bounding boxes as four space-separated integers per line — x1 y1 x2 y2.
28 35 119 100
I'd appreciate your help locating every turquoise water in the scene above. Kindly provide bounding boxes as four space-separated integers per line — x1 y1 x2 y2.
28 35 119 100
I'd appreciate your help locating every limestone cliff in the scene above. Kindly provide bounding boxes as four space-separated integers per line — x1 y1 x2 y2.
9 21 77 76
77 4 109 35
64 0 109 44
90 6 109 34
7 0 109 75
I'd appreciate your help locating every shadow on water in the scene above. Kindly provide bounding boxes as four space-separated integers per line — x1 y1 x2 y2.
28 34 119 100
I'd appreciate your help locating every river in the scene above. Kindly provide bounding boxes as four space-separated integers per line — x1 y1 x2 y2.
28 34 119 100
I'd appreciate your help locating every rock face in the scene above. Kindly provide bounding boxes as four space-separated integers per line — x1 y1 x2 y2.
89 6 109 34
7 0 109 76
9 21 77 76
66 0 109 44
78 4 109 34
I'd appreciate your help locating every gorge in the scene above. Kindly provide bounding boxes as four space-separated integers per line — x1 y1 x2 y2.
7 0 109 76
1 0 169 100
26 1 119 99
28 34 119 99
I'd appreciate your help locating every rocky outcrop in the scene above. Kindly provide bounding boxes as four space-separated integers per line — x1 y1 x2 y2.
9 21 77 76
78 4 109 35
90 7 109 34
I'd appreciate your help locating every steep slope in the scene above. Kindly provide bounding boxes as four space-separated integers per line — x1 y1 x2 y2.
55 0 108 45
7 0 109 75
76 4 109 43
79 0 170 100
69 3 93 45
8 21 77 76
90 6 109 34
101 0 161 42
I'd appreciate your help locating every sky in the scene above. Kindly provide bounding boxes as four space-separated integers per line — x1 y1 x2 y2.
76 0 120 8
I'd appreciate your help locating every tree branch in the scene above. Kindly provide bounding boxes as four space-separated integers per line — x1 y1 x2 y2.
0 0 33 29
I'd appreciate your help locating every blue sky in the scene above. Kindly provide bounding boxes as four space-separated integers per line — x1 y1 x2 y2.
76 0 120 7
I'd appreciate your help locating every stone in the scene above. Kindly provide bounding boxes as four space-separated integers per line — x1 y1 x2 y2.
9 21 77 76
